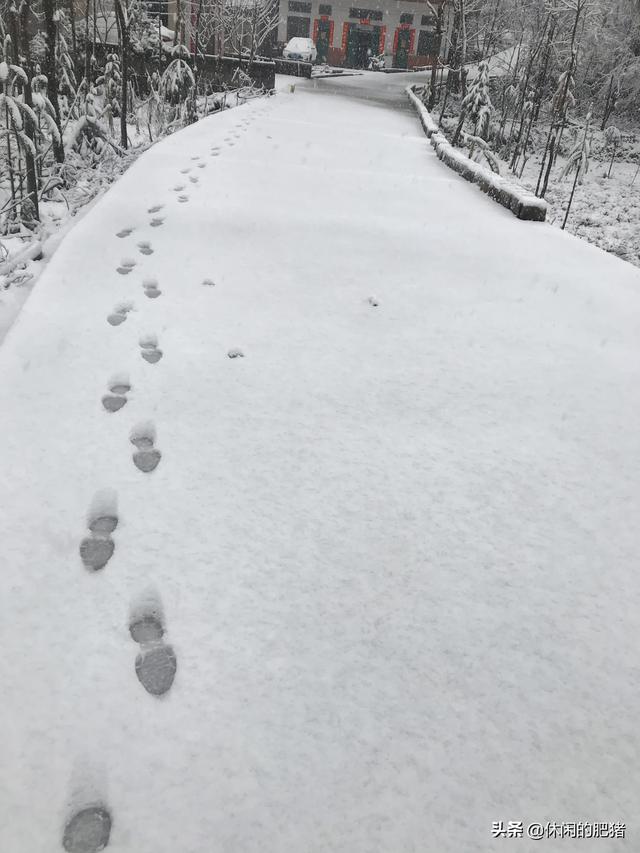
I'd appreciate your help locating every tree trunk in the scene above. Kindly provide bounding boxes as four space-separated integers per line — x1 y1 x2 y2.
601 74 614 130
459 0 467 97
562 162 580 229
114 0 129 149
69 0 77 62
43 0 65 162
446 4 461 93
14 0 40 220
427 4 444 110
84 0 90 83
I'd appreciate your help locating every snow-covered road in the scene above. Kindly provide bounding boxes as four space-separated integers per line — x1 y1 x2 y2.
1 78 640 853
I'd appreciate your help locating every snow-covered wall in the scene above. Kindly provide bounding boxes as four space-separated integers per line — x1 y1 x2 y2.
406 85 548 223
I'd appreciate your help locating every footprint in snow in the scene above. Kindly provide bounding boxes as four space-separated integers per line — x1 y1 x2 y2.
150 217 165 228
139 334 163 364
173 184 185 192
102 375 130 412
191 155 201 161
116 258 136 275
189 176 198 184
130 421 162 473
79 490 118 572
228 348 244 359
129 591 177 696
138 240 153 256
180 167 191 174
197 163 206 169
116 227 134 238
202 278 215 287
178 195 189 203
210 151 220 157
148 204 163 213
142 278 161 299
368 296 379 307
107 302 133 326
63 804 112 853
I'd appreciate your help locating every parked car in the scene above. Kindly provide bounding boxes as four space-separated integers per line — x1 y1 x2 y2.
283 37 317 63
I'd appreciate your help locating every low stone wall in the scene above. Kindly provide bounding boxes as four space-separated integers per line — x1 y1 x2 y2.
406 85 547 223
95 46 275 94
199 56 276 90
273 58 313 79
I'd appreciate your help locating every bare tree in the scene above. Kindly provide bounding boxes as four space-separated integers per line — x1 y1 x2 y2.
43 0 65 161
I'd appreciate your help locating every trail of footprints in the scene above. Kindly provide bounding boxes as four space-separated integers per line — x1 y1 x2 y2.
71 110 266 852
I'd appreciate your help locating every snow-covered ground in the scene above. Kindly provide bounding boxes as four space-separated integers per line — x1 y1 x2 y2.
1 77 640 853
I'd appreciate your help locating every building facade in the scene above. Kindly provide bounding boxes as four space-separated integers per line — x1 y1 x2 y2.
277 0 443 69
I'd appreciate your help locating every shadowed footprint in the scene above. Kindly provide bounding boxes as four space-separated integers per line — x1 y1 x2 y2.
89 515 118 534
173 184 185 192
130 422 162 473
80 491 118 572
101 376 130 413
142 278 161 299
116 227 133 238
191 155 201 161
148 204 163 213
210 151 220 157
189 176 198 184
79 538 114 571
101 394 126 413
139 335 163 363
180 167 191 174
133 448 161 472
116 258 136 275
130 613 164 643
135 645 177 696
197 163 206 169
63 805 112 853
137 241 153 256
129 590 176 696
178 195 189 203
202 278 215 287
228 347 244 358
150 217 164 228
107 302 133 326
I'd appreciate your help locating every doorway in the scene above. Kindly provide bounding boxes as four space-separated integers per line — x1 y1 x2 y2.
316 19 331 64
345 25 381 68
394 29 411 68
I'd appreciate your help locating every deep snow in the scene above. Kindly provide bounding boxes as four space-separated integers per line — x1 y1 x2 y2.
1 77 640 853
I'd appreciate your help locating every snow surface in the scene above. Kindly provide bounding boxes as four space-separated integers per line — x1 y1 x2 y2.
1 78 640 853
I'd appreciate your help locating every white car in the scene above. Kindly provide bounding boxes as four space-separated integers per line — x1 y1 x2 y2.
283 37 317 63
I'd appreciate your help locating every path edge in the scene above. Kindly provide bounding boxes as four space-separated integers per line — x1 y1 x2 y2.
406 85 547 223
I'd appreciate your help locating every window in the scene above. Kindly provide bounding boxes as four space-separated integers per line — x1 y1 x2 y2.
287 15 311 38
319 3 332 14
400 13 414 24
417 29 439 56
348 7 383 21
288 1 311 12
